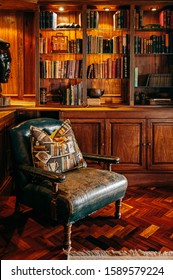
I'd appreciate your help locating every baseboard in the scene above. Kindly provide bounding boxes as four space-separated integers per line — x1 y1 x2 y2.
123 173 173 187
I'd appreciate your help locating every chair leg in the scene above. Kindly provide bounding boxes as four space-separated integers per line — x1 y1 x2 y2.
115 199 122 219
15 197 21 213
63 223 72 252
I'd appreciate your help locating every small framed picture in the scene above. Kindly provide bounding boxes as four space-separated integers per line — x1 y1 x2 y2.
51 33 68 53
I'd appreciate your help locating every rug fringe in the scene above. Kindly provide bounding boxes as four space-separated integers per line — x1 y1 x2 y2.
68 249 173 257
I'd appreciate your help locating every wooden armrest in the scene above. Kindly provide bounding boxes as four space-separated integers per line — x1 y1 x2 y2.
18 164 65 183
18 164 65 222
82 153 120 164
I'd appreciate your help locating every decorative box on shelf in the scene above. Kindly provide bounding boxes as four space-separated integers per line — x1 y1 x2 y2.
87 98 101 106
51 33 68 53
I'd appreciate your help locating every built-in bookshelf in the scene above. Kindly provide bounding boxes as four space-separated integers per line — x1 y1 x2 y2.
39 6 83 106
86 7 130 106
134 5 173 105
38 4 131 107
37 3 173 107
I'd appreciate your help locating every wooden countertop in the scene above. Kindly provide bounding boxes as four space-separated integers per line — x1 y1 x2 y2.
0 110 16 120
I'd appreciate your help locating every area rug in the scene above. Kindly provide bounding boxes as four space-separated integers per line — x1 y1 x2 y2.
68 249 173 260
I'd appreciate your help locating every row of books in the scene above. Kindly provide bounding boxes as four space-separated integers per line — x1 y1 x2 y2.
39 37 82 54
40 11 57 29
87 34 129 54
146 74 172 87
134 70 172 87
87 9 130 30
135 8 173 30
40 8 173 31
61 82 83 105
87 56 129 79
134 34 173 54
40 59 83 79
113 9 130 30
159 9 173 29
86 10 99 28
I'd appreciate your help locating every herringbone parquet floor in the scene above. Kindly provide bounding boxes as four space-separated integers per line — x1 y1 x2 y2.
0 185 173 260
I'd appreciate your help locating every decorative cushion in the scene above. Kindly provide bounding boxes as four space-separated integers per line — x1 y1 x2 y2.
30 119 87 173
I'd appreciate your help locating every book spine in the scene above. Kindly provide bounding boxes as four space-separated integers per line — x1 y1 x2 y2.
134 67 138 87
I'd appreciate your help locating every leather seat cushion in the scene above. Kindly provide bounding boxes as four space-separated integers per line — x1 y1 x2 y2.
20 167 127 224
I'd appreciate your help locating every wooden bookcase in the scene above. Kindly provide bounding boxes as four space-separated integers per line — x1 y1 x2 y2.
0 1 173 107
133 4 173 106
38 3 131 107
39 5 84 106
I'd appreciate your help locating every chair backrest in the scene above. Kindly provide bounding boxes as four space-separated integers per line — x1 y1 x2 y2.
10 118 63 188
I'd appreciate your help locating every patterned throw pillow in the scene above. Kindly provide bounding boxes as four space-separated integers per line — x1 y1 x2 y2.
30 119 87 173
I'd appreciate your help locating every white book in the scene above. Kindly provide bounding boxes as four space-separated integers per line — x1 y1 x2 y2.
134 67 138 87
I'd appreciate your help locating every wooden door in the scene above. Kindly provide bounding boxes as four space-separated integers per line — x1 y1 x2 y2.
105 118 147 171
147 119 173 171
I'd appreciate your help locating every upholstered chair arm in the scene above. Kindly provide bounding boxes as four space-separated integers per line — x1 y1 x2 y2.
18 164 65 185
18 164 66 221
82 153 120 171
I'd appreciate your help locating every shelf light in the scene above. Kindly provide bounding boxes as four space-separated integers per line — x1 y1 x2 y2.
151 7 157 11
58 7 64 12
104 7 110 11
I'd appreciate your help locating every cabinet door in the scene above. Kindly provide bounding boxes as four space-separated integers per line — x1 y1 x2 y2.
105 119 146 171
148 119 173 171
66 119 105 155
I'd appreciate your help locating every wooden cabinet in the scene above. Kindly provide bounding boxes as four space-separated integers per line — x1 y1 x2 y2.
106 118 173 172
59 108 173 185
59 115 105 168
148 119 173 171
105 118 147 171
69 119 105 155
0 111 16 195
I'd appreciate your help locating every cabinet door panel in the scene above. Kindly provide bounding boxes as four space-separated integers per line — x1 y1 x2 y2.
148 119 173 170
65 119 105 155
106 119 146 171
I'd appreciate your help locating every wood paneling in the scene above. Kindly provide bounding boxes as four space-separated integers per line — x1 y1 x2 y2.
0 11 36 99
0 1 38 10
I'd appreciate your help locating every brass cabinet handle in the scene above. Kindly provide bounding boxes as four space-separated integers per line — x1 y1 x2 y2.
142 143 147 146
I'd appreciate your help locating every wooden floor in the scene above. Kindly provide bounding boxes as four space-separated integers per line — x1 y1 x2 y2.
0 185 173 260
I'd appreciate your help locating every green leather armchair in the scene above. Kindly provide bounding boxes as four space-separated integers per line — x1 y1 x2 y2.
10 118 127 251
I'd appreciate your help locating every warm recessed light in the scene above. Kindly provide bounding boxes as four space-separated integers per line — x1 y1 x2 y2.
59 7 64 12
104 7 110 11
151 7 157 11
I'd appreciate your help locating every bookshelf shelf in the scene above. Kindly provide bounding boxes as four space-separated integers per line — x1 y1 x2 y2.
135 86 173 88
